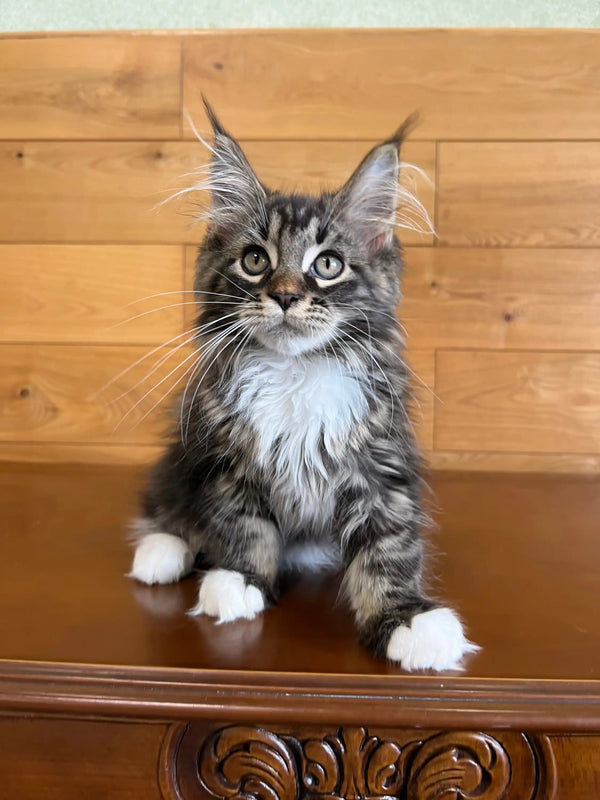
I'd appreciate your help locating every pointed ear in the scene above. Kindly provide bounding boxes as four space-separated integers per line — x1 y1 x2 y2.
335 114 418 255
202 97 268 235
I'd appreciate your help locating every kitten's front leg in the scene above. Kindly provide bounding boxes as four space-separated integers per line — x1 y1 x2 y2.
189 514 281 624
340 487 478 671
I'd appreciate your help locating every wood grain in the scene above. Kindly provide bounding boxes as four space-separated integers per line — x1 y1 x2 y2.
0 140 433 245
0 717 166 800
0 245 184 344
438 142 600 247
428 451 600 475
0 36 181 139
183 30 600 141
403 248 600 351
0 344 195 444
2 30 600 470
406 349 434 451
435 350 600 454
0 443 161 464
552 736 600 799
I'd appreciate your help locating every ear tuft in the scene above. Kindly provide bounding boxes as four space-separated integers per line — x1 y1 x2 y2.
201 100 269 236
202 95 228 138
384 111 421 149
334 112 430 255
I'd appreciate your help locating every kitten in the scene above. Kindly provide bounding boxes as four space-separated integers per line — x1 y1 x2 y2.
129 103 478 671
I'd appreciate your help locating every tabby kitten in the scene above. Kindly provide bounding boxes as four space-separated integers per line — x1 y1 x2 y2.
130 104 478 671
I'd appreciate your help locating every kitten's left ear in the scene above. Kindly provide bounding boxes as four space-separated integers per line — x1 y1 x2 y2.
335 114 418 255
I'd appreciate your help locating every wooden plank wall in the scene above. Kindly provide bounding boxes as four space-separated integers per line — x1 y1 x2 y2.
1 29 600 472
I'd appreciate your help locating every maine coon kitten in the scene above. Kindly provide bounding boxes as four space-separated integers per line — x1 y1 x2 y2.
129 103 478 671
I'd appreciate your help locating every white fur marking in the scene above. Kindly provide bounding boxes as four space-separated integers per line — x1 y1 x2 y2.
386 607 480 671
188 569 265 623
129 532 193 585
232 353 368 503
282 542 341 572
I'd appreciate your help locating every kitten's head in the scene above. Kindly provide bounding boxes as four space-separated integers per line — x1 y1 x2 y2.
193 102 424 357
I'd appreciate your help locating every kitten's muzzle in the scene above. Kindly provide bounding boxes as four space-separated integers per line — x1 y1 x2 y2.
268 291 304 311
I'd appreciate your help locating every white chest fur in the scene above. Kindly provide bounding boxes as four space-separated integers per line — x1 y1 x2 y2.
230 352 368 514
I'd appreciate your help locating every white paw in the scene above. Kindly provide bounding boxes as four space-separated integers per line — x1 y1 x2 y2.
188 569 265 623
128 532 193 585
386 607 480 671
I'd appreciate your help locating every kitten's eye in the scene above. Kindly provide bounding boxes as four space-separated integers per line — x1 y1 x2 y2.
242 247 270 276
311 252 344 280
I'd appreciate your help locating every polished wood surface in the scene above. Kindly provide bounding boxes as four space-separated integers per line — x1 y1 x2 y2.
2 30 600 471
1 462 599 798
1 461 598 685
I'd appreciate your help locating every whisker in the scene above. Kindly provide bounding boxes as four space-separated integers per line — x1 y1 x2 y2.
183 322 248 441
132 352 204 429
112 300 245 328
92 328 198 399
113 345 201 432
124 289 248 307
109 333 200 405
101 312 245 410
118 321 246 433
208 267 255 299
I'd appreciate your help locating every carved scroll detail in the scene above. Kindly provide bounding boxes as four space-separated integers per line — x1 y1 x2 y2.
405 732 510 800
292 728 409 799
198 726 298 800
168 724 555 800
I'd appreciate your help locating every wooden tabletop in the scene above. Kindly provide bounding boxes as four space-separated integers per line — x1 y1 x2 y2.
1 461 599 728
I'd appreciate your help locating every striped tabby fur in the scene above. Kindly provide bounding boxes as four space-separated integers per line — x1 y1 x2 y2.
130 103 478 671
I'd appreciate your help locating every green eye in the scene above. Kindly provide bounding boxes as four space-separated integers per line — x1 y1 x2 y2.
242 247 270 276
312 252 344 280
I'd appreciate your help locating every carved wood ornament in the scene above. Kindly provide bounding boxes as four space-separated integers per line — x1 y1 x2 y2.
163 723 556 800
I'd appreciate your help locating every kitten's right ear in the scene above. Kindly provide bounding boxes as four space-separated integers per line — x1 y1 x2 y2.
202 97 268 234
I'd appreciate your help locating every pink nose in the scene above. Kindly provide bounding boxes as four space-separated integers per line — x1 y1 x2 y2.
268 292 303 311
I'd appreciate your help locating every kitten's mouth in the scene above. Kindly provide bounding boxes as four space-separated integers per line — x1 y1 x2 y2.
253 314 335 355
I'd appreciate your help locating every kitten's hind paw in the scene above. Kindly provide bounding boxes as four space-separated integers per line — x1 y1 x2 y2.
386 607 480 672
128 531 193 585
189 569 265 623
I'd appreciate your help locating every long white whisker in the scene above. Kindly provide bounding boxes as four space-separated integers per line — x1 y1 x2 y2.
133 352 204 429
124 289 249 307
112 300 245 328
337 327 401 438
180 320 248 431
183 322 248 441
194 325 257 456
208 267 255 299
107 312 244 404
92 328 198 399
122 318 247 431
114 345 201 432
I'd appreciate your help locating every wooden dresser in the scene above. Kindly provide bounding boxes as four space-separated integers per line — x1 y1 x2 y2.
1 461 599 799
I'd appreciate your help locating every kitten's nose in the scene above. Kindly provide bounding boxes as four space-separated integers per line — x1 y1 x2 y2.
268 291 303 311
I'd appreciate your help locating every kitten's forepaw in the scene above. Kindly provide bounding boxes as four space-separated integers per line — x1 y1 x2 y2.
128 532 193 585
188 569 265 623
386 607 480 672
